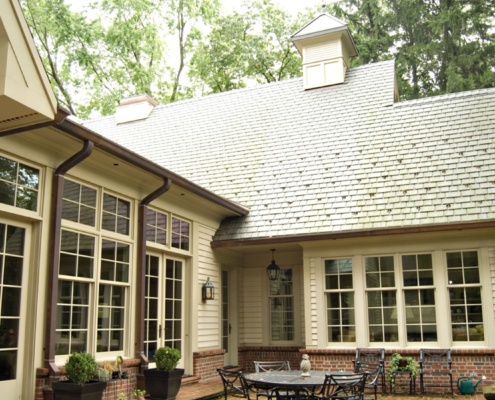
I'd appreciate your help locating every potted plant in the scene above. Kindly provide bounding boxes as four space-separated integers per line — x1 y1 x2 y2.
97 361 113 382
132 389 147 400
52 352 107 400
388 352 418 388
144 346 184 400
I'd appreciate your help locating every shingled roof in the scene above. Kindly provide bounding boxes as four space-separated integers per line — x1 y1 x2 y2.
85 59 495 243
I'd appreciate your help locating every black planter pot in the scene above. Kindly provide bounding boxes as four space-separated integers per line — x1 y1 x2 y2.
52 380 107 400
144 368 184 400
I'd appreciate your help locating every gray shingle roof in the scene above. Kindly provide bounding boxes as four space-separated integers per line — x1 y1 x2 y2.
85 60 495 242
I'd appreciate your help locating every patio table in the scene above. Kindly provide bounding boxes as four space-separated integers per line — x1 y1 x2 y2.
244 370 347 399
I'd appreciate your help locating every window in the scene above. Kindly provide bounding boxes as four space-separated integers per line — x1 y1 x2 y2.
270 268 294 341
102 193 130 235
365 256 397 342
0 155 39 211
62 180 97 226
448 251 484 341
57 182 133 357
97 240 129 352
325 259 355 343
171 217 190 250
145 210 191 251
146 209 167 245
144 256 184 358
402 254 437 342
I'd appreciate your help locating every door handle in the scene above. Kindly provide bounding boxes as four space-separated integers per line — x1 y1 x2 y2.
159 324 162 339
229 323 232 334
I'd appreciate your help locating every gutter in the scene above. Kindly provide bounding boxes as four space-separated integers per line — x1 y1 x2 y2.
45 140 94 374
211 220 495 248
57 118 249 216
136 178 172 371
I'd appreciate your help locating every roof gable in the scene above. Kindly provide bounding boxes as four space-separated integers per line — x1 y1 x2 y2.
0 0 57 132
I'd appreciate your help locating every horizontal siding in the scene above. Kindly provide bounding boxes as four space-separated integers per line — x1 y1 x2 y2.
196 224 221 349
240 267 263 344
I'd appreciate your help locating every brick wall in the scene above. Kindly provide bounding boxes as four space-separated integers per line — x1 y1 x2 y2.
37 358 142 400
193 349 225 381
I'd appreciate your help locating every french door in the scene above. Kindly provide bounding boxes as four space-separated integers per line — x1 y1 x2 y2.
0 221 29 399
144 254 184 367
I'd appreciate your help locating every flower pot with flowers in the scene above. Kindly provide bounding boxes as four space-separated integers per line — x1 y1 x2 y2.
144 346 183 400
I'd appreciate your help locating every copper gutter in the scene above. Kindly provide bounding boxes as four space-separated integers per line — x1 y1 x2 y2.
56 118 249 216
45 140 94 374
0 108 69 137
136 178 172 371
211 220 495 248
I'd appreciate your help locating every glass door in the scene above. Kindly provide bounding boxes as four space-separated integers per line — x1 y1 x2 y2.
144 254 184 367
0 222 28 398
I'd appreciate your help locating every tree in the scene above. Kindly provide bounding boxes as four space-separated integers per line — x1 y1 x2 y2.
22 0 101 115
331 0 495 99
189 0 305 95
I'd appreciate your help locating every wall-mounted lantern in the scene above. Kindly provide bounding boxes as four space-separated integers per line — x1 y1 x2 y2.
202 277 215 301
267 249 280 281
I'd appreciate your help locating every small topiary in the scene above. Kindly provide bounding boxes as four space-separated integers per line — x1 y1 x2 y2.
154 346 181 371
65 352 98 385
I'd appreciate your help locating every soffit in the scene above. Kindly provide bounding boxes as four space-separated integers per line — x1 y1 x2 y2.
0 0 57 132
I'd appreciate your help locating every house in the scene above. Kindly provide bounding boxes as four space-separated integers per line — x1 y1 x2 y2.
1 0 495 398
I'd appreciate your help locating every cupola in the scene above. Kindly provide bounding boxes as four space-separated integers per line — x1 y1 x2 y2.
291 12 358 90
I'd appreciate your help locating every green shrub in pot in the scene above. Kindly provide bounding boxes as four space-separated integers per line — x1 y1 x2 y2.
154 346 181 371
65 352 99 385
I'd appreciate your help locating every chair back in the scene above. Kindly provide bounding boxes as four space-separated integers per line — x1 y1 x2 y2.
319 372 368 400
419 348 452 372
254 361 291 373
217 368 250 399
353 348 385 372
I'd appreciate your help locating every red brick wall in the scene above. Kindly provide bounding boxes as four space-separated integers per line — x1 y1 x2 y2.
193 349 225 381
37 359 142 400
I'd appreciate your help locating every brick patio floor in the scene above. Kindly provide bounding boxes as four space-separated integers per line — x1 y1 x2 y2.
175 377 486 400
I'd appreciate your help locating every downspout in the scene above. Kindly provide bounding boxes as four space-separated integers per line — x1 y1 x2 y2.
45 140 94 374
136 178 172 372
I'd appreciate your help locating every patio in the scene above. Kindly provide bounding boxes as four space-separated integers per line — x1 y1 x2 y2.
175 377 486 400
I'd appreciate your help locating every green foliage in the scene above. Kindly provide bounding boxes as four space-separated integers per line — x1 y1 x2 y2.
154 346 181 371
330 0 495 100
387 353 418 387
64 352 98 385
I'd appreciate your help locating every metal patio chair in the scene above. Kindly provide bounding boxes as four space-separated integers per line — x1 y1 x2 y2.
419 348 453 396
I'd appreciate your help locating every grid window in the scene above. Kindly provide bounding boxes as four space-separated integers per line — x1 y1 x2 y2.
0 224 25 380
62 180 97 226
448 251 484 341
171 217 190 251
144 255 160 360
144 257 184 359
164 259 183 351
56 280 90 355
59 230 95 278
97 284 126 352
102 193 130 235
0 155 39 211
402 254 437 342
325 259 355 343
146 209 167 245
269 269 294 341
366 256 397 342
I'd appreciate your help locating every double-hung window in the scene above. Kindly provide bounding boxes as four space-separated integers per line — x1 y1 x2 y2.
56 179 131 357
269 268 294 341
325 258 355 343
448 251 484 341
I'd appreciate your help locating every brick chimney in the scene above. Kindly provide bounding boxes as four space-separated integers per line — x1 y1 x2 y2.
115 94 158 124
